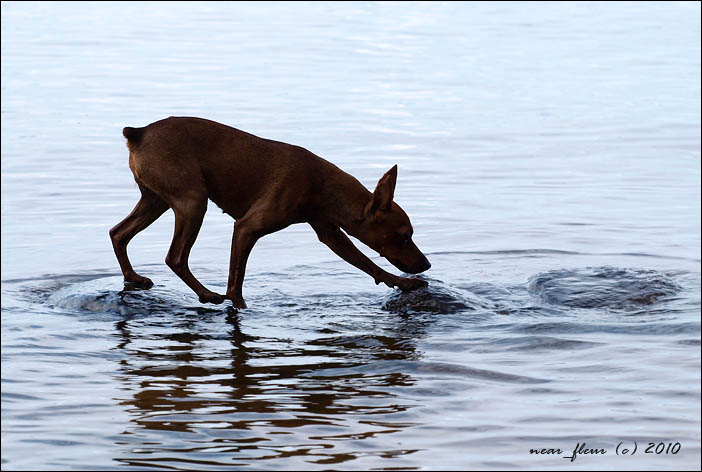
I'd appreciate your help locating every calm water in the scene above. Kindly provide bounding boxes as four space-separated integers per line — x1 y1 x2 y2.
2 2 700 470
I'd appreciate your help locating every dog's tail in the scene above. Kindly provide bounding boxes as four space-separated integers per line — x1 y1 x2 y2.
122 126 145 149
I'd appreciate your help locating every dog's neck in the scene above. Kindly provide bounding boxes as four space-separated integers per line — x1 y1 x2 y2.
318 173 371 236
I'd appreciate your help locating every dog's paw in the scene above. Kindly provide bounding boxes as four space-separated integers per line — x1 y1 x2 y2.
226 292 248 309
125 275 154 289
394 276 428 292
231 297 248 309
199 291 226 304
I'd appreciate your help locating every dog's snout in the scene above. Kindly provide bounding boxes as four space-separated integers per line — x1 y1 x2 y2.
411 257 431 274
420 258 431 273
394 255 430 274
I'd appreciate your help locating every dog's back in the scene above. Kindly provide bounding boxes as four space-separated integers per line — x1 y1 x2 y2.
123 116 322 221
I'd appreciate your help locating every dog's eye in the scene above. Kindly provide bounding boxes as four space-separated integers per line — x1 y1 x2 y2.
402 233 411 245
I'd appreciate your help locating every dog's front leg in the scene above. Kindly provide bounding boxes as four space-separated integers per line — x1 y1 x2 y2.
310 221 426 291
225 219 260 309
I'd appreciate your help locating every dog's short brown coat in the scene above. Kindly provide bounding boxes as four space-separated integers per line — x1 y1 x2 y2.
110 117 430 307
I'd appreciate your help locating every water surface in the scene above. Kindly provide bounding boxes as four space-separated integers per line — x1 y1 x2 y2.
2 2 700 470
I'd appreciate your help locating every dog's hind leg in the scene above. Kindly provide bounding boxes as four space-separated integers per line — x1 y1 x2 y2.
110 184 168 287
165 194 226 304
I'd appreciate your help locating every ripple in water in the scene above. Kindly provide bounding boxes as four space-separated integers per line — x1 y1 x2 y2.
44 276 217 318
527 266 681 309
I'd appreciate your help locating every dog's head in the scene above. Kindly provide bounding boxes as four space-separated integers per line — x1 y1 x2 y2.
355 165 431 274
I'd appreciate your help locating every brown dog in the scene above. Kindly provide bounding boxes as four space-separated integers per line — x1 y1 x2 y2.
110 117 431 308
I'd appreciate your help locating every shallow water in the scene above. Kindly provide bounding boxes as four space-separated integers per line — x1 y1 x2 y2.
2 2 700 470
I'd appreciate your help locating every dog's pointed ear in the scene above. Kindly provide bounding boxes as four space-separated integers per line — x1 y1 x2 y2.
365 165 397 218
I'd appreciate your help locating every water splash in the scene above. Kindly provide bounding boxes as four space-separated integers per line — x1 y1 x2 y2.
381 278 490 314
527 266 681 309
